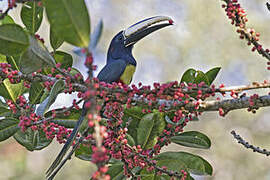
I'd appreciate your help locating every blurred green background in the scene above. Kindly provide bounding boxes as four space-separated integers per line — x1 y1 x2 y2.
1 0 270 179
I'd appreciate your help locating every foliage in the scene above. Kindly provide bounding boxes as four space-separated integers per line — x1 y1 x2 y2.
0 0 269 180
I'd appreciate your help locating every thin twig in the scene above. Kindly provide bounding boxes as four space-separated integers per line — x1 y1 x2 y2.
231 130 270 156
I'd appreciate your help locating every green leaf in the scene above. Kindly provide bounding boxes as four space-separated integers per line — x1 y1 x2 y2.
45 108 82 128
194 71 209 85
89 19 103 51
0 100 10 117
140 168 167 180
0 24 29 56
0 80 24 102
137 113 155 149
29 82 44 104
126 133 135 146
205 67 221 85
69 67 82 76
144 112 166 149
75 144 92 161
21 2 43 33
122 106 145 143
0 118 20 141
50 27 64 50
53 51 73 69
140 167 195 180
0 15 15 25
20 35 56 74
137 113 165 149
154 151 213 176
43 0 90 47
39 88 49 103
171 131 211 149
43 50 73 74
13 128 52 151
36 80 64 116
180 68 196 83
107 162 125 180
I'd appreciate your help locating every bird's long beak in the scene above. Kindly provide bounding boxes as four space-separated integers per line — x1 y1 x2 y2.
123 16 174 47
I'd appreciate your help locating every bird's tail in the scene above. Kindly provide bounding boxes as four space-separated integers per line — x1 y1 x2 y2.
46 103 87 179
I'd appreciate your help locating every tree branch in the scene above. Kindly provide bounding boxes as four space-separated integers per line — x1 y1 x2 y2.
221 0 270 61
194 95 270 112
231 130 270 156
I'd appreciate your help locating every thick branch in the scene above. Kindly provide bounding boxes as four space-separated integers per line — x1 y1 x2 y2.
195 95 270 112
133 94 270 113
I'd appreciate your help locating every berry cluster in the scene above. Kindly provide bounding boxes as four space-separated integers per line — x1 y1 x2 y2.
222 0 270 66
1 56 268 179
0 63 21 84
247 93 260 113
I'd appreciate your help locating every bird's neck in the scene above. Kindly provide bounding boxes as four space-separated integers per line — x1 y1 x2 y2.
107 47 137 66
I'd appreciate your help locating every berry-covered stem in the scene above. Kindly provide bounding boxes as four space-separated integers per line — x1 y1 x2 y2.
221 0 270 61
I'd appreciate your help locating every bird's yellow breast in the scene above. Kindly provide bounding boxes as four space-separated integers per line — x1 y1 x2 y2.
120 65 136 85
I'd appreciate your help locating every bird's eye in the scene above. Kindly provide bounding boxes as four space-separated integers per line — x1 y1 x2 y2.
118 36 123 41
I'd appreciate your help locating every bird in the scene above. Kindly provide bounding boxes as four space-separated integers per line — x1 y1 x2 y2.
46 16 173 180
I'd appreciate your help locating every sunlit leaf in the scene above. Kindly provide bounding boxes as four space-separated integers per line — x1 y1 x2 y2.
0 15 15 25
0 58 24 102
0 79 24 102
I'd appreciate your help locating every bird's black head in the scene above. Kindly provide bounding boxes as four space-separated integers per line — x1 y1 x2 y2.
107 31 134 65
107 16 174 65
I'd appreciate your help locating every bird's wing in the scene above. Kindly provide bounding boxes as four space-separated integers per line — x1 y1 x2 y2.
46 104 87 179
97 60 127 83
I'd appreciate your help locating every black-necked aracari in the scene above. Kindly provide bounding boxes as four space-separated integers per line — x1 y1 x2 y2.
46 16 173 180
97 16 173 84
